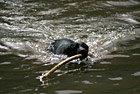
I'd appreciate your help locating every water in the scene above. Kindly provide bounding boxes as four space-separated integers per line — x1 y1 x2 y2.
0 0 140 94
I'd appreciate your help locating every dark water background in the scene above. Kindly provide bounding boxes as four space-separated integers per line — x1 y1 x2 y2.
0 0 140 94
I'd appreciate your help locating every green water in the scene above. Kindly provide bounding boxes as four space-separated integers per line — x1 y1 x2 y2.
0 0 140 94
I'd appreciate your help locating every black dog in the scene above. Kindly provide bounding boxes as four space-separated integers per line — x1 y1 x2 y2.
48 38 89 59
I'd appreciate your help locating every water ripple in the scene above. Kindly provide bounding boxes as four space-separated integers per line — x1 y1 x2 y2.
106 0 140 7
0 62 11 65
108 77 123 81
131 71 140 76
55 90 82 94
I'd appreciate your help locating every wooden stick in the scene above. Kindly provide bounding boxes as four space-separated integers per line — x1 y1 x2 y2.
88 52 94 58
42 54 82 79
42 52 93 79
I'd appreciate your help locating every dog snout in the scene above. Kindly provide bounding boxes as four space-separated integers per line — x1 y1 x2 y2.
78 47 88 59
80 49 87 54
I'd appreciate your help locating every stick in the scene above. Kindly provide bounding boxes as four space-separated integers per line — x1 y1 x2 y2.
42 54 82 79
88 52 94 58
42 52 93 79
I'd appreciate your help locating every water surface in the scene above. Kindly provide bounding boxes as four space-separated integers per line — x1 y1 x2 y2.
0 0 140 94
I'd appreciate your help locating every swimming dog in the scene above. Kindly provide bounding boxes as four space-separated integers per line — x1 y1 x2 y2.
48 38 89 59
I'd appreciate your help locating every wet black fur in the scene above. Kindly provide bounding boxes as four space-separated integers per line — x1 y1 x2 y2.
48 38 89 59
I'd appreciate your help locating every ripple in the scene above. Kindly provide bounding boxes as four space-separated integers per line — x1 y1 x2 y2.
100 61 111 64
0 77 2 80
132 53 140 56
96 75 102 78
55 90 82 94
0 62 11 65
19 89 33 93
106 54 130 59
37 8 65 15
131 71 140 76
117 14 140 24
0 45 9 50
82 80 93 85
106 0 140 7
108 77 123 81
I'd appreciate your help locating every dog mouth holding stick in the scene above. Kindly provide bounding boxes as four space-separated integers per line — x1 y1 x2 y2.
41 38 94 79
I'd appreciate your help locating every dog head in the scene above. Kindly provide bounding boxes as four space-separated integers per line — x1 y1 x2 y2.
66 42 89 59
77 42 89 59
